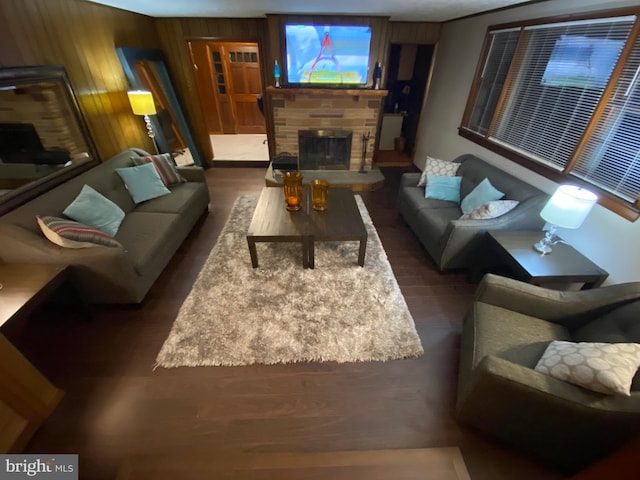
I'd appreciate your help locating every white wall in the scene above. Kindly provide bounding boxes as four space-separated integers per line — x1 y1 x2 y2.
415 0 640 284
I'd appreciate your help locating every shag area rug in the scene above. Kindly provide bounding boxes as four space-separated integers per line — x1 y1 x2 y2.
155 195 423 367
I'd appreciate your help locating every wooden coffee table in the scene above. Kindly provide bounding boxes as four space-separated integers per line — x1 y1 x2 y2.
306 187 368 268
246 187 367 269
246 187 313 268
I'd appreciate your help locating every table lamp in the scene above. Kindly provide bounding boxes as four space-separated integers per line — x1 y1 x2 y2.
127 90 158 153
533 184 598 254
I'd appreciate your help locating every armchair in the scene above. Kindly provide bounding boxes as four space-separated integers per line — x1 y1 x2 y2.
456 274 640 472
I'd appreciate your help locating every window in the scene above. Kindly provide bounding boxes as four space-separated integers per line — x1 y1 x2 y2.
460 10 640 221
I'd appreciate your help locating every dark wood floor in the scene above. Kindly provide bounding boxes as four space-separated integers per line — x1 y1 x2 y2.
6 166 567 480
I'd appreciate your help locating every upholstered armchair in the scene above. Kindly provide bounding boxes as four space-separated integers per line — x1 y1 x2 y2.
456 274 640 472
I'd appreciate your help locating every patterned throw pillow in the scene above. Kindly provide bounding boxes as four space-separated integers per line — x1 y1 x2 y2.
36 215 122 248
417 156 459 187
459 200 519 220
133 153 186 186
534 340 640 396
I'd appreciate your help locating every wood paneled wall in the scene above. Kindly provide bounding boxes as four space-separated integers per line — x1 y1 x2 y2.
0 0 162 160
388 22 441 44
0 1 441 166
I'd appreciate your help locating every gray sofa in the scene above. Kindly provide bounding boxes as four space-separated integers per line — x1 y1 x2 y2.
0 148 210 304
397 154 549 270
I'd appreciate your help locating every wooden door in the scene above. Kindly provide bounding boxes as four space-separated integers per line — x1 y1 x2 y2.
188 41 265 135
225 44 265 134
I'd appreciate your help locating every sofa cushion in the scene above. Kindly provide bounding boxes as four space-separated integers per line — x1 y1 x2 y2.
473 302 571 369
114 212 180 276
36 215 122 248
116 162 171 204
134 182 210 215
417 156 459 187
425 175 462 202
461 178 505 214
534 341 640 396
62 184 125 236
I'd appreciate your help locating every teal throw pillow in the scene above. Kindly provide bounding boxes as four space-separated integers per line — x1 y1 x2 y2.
63 184 125 236
116 162 171 204
460 178 504 214
425 174 462 203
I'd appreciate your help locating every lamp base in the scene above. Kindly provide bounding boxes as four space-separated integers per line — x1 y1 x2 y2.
533 240 553 254
533 225 557 255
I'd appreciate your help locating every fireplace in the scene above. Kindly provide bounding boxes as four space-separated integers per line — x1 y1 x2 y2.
298 129 352 170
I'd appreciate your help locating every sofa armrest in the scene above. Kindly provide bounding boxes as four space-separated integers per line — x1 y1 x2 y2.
457 354 640 470
437 196 547 269
400 172 421 188
474 274 640 326
0 223 128 263
177 166 206 183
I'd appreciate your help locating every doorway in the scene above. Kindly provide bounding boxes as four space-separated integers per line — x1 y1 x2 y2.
375 43 434 166
188 40 267 163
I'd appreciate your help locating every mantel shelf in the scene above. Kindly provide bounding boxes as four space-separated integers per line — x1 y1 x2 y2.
266 86 388 97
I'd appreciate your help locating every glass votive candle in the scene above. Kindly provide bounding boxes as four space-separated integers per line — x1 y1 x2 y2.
311 179 329 211
282 171 303 211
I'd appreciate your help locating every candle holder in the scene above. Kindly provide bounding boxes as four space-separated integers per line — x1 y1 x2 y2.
282 171 303 211
311 179 329 211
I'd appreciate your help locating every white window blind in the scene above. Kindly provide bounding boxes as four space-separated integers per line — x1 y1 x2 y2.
467 28 520 135
572 34 640 203
489 17 635 171
461 12 640 218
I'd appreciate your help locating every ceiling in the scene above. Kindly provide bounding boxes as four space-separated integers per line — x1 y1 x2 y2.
86 0 536 23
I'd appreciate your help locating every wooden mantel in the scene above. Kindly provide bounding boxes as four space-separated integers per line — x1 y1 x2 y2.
266 86 388 98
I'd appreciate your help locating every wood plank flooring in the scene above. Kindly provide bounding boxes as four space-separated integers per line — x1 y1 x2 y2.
3 166 566 480
116 448 471 480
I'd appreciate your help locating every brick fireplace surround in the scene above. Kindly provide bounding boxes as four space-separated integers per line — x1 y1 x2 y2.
267 86 387 172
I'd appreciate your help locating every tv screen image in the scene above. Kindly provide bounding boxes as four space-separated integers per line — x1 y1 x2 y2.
285 24 372 85
541 35 624 89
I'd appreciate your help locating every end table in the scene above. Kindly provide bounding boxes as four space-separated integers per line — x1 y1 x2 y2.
475 230 609 290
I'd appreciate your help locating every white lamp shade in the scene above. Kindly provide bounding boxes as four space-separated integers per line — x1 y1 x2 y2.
127 90 156 115
540 185 598 229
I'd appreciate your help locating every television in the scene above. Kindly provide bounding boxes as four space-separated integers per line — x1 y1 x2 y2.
284 24 372 86
541 35 624 89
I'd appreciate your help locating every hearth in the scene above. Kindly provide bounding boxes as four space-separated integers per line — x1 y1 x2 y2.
298 129 352 170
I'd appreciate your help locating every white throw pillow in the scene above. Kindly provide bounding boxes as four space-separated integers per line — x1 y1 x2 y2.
459 200 519 220
417 156 459 187
534 340 640 396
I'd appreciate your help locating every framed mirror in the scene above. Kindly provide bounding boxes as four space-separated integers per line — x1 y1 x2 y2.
116 47 203 167
0 65 100 215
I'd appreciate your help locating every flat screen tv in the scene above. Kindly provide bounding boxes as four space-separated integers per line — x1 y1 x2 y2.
541 35 624 89
284 24 372 86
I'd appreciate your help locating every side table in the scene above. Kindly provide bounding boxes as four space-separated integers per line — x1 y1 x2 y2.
0 263 71 452
475 230 609 290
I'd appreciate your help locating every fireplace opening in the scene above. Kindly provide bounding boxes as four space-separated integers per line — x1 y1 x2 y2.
298 129 352 170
